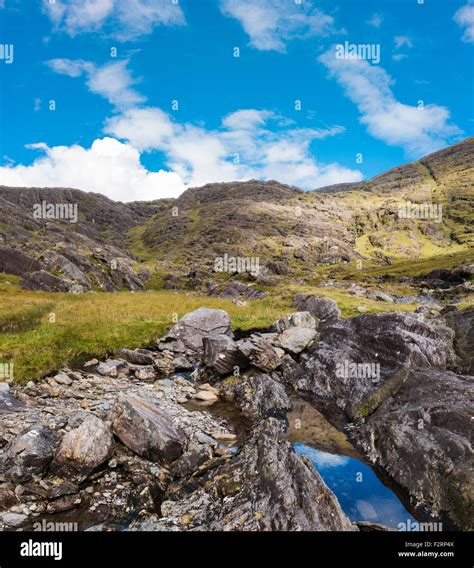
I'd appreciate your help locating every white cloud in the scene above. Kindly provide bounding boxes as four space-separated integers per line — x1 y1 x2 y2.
392 35 413 61
0 138 185 201
105 106 362 190
454 1 474 43
219 0 336 52
319 47 462 157
42 0 185 40
394 35 413 50
0 106 362 199
367 13 383 28
46 58 145 109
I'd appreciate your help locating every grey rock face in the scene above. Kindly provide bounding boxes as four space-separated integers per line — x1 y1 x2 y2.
293 294 341 321
163 308 232 352
0 247 43 276
51 415 115 482
110 394 186 464
443 307 474 375
171 445 214 477
0 425 56 483
352 368 474 530
158 418 356 531
294 312 457 416
271 311 317 333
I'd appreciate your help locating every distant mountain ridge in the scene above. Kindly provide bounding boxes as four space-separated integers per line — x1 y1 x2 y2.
0 137 472 292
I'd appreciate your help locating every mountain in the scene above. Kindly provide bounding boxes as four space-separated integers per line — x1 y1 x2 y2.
136 137 474 276
0 138 473 293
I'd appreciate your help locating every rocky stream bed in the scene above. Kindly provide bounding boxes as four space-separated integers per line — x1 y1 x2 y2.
0 298 472 532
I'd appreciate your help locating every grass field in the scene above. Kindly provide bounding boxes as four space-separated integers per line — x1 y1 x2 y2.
0 272 424 384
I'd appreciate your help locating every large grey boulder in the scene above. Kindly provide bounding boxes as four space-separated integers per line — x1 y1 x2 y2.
293 294 341 321
278 327 318 354
353 368 474 531
20 270 69 292
293 312 457 417
110 394 186 464
0 425 56 483
51 415 115 482
162 308 232 352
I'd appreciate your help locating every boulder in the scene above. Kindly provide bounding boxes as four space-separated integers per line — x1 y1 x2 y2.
203 334 247 374
116 348 154 366
293 294 341 321
278 327 318 354
162 308 232 352
110 395 186 464
353 368 474 531
294 312 457 417
271 311 317 333
219 373 291 421
238 338 282 372
0 425 56 483
51 415 115 482
20 270 69 292
97 359 126 377
171 445 214 477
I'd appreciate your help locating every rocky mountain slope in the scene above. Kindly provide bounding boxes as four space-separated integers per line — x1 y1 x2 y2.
0 138 472 293
137 138 473 279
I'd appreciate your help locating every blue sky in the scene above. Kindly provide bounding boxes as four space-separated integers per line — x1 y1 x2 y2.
0 0 472 201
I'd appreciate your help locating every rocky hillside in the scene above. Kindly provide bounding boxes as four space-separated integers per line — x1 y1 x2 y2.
0 186 159 292
137 137 473 278
0 138 472 293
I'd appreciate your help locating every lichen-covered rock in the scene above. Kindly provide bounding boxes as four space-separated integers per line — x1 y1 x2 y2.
352 368 474 530
294 312 457 416
110 394 186 464
51 415 115 482
0 425 56 483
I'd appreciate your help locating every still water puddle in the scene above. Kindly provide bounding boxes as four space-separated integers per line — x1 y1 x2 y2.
288 396 422 530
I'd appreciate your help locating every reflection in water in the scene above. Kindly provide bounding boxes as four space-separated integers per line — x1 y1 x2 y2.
295 444 420 530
